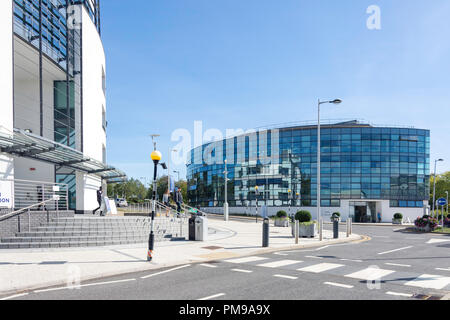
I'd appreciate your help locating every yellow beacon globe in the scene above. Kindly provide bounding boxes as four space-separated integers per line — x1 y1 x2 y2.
151 150 162 161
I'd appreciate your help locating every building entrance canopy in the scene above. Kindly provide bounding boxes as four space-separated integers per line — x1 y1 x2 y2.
0 128 126 183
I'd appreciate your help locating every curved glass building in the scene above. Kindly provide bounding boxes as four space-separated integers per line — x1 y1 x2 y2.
187 121 430 223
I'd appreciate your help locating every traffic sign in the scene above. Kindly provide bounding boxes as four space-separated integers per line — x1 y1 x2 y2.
437 198 447 206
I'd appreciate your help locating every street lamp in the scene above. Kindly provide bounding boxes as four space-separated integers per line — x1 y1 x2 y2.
317 98 342 241
224 159 229 221
173 170 180 182
147 135 162 262
255 186 259 223
168 148 178 194
432 159 444 218
288 189 292 218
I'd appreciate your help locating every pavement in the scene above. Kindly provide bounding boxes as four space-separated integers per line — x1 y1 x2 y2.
0 218 362 297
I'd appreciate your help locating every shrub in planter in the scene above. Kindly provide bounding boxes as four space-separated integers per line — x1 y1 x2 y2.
331 212 341 222
274 210 289 227
414 216 439 232
291 211 317 238
392 213 403 224
295 210 312 223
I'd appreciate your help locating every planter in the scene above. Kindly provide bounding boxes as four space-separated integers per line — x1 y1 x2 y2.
331 218 341 223
292 222 317 238
415 225 432 233
274 219 290 227
392 219 403 225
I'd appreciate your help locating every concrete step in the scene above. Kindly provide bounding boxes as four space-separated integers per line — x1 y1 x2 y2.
1 235 149 243
0 238 148 249
17 230 150 237
33 226 150 231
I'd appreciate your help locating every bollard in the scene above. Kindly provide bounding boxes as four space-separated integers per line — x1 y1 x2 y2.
262 218 269 247
346 219 349 238
333 220 339 239
295 220 299 244
319 218 323 241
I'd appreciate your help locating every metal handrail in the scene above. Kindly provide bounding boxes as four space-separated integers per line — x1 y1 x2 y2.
0 198 59 222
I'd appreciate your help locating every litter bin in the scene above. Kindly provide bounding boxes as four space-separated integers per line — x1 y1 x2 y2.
195 215 208 241
189 215 196 240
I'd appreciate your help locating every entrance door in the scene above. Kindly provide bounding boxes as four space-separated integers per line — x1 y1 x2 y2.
355 206 367 223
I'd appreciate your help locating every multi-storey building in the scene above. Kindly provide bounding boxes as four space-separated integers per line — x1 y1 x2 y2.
187 121 431 222
0 0 125 213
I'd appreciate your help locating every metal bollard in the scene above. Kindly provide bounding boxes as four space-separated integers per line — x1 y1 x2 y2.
333 220 339 239
319 218 323 241
295 220 299 244
262 218 269 247
346 219 349 238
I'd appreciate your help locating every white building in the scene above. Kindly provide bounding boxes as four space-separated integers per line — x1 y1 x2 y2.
0 0 125 213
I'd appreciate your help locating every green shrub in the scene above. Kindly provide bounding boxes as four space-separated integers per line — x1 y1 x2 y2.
393 213 403 220
332 212 341 218
295 210 312 223
276 210 288 219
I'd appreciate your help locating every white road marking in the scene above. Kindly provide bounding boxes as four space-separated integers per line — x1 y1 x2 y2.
324 282 354 289
393 228 406 232
257 260 302 268
386 291 413 298
141 264 191 279
305 256 323 259
198 293 225 300
225 256 268 264
200 263 217 268
340 259 363 263
436 268 450 272
273 252 289 256
34 278 136 293
378 246 413 255
385 263 411 268
274 274 298 280
0 293 29 300
297 263 344 273
345 267 395 281
427 239 450 244
404 274 450 290
232 269 253 273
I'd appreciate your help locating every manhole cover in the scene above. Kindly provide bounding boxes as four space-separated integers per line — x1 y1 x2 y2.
202 246 223 250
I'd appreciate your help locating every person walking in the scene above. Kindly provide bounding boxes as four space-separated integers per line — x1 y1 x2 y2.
93 186 103 215
163 190 170 217
175 188 183 214
377 212 382 223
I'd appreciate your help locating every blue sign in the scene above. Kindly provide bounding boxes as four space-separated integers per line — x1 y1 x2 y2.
437 198 447 206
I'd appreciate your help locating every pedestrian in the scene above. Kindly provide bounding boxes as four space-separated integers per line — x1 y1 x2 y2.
163 190 170 207
175 188 183 214
377 212 382 223
93 186 103 215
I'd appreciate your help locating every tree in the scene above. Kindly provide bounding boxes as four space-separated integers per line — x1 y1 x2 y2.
107 178 148 203
430 171 450 204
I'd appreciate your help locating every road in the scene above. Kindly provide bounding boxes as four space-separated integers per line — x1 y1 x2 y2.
3 224 450 300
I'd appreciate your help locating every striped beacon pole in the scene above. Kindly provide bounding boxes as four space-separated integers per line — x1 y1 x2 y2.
147 140 162 262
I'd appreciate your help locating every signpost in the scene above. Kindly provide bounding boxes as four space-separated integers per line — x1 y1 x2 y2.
437 198 447 228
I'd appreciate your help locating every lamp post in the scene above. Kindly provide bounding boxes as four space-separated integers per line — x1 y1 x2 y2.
147 135 162 262
296 192 300 210
255 186 259 223
168 148 177 194
288 189 292 218
174 170 180 182
446 190 449 218
432 159 444 218
224 159 229 221
317 99 342 241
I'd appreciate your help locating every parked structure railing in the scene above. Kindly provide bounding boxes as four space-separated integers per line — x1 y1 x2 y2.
0 179 69 212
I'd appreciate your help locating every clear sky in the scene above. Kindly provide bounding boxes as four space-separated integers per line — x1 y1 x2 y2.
101 0 450 183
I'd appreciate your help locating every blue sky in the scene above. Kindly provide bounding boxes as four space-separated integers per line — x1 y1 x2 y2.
101 0 450 182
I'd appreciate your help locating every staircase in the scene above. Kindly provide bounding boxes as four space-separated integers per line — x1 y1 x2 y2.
0 216 188 249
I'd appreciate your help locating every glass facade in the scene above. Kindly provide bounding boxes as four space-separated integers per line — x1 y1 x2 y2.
187 123 430 209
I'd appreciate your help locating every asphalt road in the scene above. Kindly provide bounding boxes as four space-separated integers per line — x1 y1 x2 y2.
4 224 450 300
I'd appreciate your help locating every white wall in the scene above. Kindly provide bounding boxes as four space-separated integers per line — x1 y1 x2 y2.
0 0 14 182
75 6 106 212
202 200 426 223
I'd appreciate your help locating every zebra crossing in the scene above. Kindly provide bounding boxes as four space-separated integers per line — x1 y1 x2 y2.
222 255 450 291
